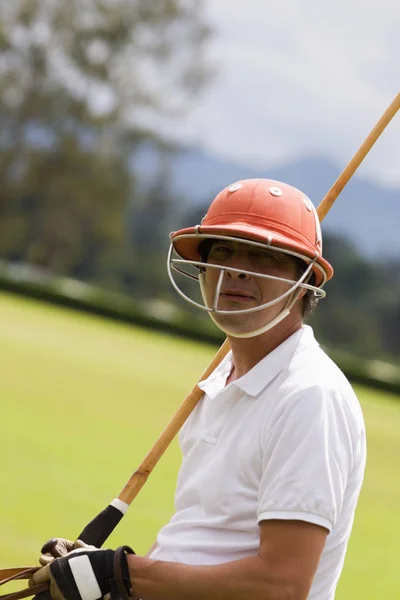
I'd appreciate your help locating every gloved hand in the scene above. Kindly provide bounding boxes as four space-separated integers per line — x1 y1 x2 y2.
39 539 97 566
30 545 136 600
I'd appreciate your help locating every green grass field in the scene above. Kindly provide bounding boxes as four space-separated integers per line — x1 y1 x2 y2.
1 291 399 598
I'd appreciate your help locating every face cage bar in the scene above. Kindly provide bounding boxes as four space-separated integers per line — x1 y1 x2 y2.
169 233 328 284
167 239 326 316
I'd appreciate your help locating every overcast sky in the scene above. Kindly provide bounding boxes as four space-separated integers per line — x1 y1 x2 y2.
175 0 399 189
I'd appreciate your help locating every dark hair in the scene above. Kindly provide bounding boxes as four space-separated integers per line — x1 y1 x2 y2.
198 238 215 261
292 257 319 318
198 239 319 318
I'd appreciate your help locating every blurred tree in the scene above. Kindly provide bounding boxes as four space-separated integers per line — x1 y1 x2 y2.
372 261 400 357
0 0 210 287
310 233 397 359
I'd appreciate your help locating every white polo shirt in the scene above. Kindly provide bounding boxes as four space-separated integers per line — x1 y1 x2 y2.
150 325 366 599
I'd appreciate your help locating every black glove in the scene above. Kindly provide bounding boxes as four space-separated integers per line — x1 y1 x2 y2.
30 545 137 600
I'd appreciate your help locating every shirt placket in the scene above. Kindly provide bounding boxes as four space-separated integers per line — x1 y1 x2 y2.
201 384 242 444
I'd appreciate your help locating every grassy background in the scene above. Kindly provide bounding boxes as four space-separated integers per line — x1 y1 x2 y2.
1 291 399 598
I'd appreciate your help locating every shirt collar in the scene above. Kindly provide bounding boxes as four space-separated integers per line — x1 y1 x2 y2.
198 325 319 400
198 350 233 400
234 325 319 397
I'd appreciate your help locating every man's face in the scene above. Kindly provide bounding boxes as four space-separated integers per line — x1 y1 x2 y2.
202 239 300 335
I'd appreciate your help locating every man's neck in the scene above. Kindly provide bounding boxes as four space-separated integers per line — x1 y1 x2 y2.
226 318 304 383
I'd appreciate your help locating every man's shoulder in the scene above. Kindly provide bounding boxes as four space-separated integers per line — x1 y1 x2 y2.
283 332 349 388
274 325 353 393
271 343 365 431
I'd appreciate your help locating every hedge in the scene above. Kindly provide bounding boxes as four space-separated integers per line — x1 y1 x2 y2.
0 261 399 396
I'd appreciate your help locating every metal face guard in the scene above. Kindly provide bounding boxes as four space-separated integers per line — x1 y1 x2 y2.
167 236 327 338
167 240 325 316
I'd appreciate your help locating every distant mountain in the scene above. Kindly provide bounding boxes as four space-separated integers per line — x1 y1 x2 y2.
164 148 400 258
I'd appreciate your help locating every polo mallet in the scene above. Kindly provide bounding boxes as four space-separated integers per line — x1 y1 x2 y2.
1 92 399 597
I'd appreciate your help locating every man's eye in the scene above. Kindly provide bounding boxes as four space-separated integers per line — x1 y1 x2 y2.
209 246 233 260
250 251 286 265
250 252 274 262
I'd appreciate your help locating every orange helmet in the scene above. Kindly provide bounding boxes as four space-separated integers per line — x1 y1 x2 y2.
171 178 333 286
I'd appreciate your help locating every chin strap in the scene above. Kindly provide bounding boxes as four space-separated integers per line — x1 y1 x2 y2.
198 262 311 339
205 277 304 339
212 307 291 338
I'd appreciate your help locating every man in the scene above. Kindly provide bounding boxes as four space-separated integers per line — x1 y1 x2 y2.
31 179 366 600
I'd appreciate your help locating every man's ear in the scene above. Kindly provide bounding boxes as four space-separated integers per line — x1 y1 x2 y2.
296 267 314 300
296 287 307 300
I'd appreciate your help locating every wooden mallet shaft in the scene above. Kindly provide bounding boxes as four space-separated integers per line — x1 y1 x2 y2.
318 92 400 221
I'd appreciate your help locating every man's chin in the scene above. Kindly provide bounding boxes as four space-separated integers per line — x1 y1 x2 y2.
211 314 257 335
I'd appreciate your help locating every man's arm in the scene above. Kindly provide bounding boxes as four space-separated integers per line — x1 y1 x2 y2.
30 520 327 600
128 519 328 600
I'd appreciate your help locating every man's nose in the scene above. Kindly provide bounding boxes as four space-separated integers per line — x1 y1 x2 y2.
225 255 251 279
227 270 249 280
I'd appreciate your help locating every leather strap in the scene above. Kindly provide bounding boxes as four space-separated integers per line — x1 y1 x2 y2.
0 569 38 587
113 546 137 600
0 566 46 600
0 583 48 600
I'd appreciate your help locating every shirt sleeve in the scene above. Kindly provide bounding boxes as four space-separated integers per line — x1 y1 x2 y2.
257 385 355 532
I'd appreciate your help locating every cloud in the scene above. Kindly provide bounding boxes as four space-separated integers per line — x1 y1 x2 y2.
174 0 400 187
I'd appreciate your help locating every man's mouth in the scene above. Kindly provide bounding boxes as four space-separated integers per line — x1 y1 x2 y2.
220 290 256 302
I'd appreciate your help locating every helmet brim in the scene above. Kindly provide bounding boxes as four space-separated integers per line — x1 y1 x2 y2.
171 224 333 286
